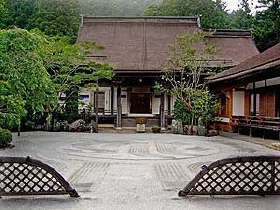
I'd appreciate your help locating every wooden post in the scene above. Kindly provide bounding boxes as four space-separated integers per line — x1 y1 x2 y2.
17 124 20 136
111 86 114 115
95 88 99 133
116 85 122 128
167 95 171 117
160 93 166 129
270 160 275 193
253 82 257 116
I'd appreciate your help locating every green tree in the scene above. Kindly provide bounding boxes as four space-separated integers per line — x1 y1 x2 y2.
228 0 254 29
253 0 280 51
144 0 230 29
1 0 80 41
0 0 36 29
39 34 113 128
0 29 56 129
156 30 219 129
0 0 4 13
192 90 219 129
79 0 161 16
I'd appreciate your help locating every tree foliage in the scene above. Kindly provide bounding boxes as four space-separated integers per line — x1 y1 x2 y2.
144 0 280 52
228 0 254 29
0 29 56 128
253 0 280 51
144 0 230 29
79 0 161 16
0 0 80 41
0 28 113 129
41 34 113 114
1 0 279 52
156 30 219 127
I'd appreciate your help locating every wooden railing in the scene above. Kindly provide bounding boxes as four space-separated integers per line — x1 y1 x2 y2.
236 116 280 139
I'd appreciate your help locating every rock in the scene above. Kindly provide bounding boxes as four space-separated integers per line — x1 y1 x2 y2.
207 129 218 137
86 120 97 133
69 119 86 132
183 125 198 135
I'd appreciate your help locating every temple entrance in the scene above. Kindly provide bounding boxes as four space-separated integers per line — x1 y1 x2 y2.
130 93 151 114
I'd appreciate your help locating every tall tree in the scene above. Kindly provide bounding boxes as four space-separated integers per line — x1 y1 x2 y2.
1 0 80 41
79 0 161 16
144 0 230 29
156 30 219 129
0 29 56 129
228 0 254 29
253 0 280 51
38 33 113 127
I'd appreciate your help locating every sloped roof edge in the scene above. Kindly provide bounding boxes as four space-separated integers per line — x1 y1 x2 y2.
203 28 253 37
208 43 280 83
81 15 200 25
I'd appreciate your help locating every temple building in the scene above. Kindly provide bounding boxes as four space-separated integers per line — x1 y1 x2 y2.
208 43 280 139
77 16 258 130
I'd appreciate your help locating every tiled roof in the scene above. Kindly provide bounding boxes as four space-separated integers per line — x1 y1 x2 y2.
208 43 280 83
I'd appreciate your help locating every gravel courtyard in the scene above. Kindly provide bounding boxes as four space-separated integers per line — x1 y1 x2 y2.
1 132 280 210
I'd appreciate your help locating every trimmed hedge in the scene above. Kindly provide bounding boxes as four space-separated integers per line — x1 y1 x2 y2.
0 128 12 148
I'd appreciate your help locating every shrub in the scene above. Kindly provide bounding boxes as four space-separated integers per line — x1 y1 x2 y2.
152 125 161 133
172 99 191 125
0 128 12 148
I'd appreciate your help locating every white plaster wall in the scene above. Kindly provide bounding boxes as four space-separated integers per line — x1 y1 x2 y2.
267 77 280 86
152 93 161 114
114 88 117 112
232 90 245 116
121 88 128 114
105 87 111 112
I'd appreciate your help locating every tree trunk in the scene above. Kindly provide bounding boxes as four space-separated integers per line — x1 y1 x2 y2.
51 113 55 132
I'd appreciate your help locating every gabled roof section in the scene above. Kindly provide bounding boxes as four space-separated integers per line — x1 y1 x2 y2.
208 43 280 83
205 29 259 67
78 16 259 71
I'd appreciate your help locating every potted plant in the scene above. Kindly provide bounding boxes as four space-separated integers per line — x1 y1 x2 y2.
152 125 161 133
135 117 147 133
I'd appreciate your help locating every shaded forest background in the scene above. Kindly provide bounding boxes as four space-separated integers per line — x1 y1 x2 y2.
0 0 279 51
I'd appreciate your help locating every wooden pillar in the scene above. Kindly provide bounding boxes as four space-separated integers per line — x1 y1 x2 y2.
111 86 114 115
253 82 257 116
116 85 122 128
167 95 171 116
17 124 21 136
95 88 99 133
160 93 166 129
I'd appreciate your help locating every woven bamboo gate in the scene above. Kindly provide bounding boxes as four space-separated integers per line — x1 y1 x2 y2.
179 156 280 197
0 156 79 197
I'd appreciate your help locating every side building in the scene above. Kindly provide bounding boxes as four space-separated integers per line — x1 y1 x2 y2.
77 16 258 130
208 43 280 138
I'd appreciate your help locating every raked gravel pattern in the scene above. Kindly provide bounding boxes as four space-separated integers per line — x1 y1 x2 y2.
0 132 280 210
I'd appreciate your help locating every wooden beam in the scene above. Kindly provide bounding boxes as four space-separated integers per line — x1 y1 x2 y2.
160 93 166 129
116 85 122 128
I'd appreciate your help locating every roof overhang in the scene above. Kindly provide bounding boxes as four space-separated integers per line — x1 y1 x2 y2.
208 59 280 87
